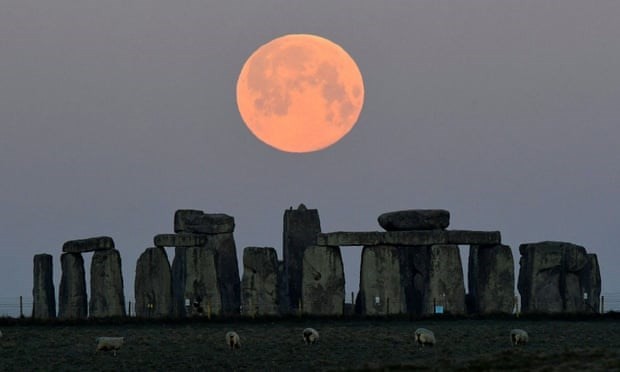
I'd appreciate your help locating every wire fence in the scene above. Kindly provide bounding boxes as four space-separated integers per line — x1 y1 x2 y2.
2 293 620 319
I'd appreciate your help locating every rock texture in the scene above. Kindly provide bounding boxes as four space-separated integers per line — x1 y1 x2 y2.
32 254 56 319
426 245 466 315
357 245 406 315
283 204 321 313
399 246 431 316
518 241 600 313
378 209 450 231
582 254 601 312
174 209 235 234
172 246 221 317
134 247 173 318
468 244 515 314
302 245 344 315
58 253 87 319
89 249 126 318
206 233 240 315
241 247 279 316
154 233 207 248
63 236 114 253
317 230 501 247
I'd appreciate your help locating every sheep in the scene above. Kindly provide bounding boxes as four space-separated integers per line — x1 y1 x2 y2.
414 328 436 347
225 331 240 349
95 337 125 356
510 329 529 346
303 328 319 344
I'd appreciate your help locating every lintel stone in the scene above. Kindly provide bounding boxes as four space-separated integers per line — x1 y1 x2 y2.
316 230 501 246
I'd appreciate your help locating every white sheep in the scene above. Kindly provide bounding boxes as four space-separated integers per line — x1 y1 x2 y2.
303 328 319 344
225 331 240 349
95 336 125 356
510 329 528 346
414 328 436 347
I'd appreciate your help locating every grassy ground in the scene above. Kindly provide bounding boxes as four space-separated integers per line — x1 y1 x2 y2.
1 316 619 371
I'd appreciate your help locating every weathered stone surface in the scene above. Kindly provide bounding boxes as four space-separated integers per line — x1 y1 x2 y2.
89 249 126 318
206 233 240 315
32 254 56 319
317 230 501 247
62 236 114 253
174 209 235 234
302 245 344 315
399 246 431 315
518 241 593 313
241 247 279 316
283 204 321 313
171 246 221 317
582 254 601 312
426 245 466 315
134 247 173 318
357 245 406 315
154 233 207 248
59 253 87 319
468 245 515 314
378 209 450 231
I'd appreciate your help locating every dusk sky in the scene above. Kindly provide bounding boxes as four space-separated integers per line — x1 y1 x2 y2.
1 1 619 315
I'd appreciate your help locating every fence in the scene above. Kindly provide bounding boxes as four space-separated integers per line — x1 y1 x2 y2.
0 297 33 318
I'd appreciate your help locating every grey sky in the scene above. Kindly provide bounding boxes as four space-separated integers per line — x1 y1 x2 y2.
1 0 619 314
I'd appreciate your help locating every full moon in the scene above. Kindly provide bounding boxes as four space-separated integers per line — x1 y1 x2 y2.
236 34 364 153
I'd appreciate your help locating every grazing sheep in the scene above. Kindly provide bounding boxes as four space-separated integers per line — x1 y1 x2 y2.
225 331 240 349
95 337 124 356
303 328 319 344
414 328 436 347
510 329 529 346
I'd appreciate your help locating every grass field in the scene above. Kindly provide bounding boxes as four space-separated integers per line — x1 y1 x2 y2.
1 315 619 371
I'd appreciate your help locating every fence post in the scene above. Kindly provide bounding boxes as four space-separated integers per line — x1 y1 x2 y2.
601 296 605 313
19 296 24 318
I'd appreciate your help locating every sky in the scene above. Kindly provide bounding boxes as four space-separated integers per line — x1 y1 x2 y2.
1 0 619 315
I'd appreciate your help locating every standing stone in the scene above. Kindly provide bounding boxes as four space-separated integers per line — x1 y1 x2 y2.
518 241 590 313
89 249 126 318
581 254 601 312
468 244 515 314
58 253 87 319
206 233 240 315
426 245 465 315
134 247 173 318
378 209 450 231
302 245 344 315
283 204 321 313
399 246 431 315
175 246 221 317
171 247 188 317
277 260 290 315
32 254 56 319
358 245 406 315
241 247 279 316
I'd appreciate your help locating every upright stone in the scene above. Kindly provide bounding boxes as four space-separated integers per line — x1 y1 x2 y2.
581 254 601 313
283 204 321 313
32 254 56 319
206 233 240 315
518 241 590 313
180 246 222 316
358 245 406 315
241 247 279 316
89 249 126 318
171 247 188 317
426 245 466 315
58 253 87 319
378 209 450 231
468 244 515 314
134 247 173 318
302 245 344 315
399 246 431 315
277 260 290 315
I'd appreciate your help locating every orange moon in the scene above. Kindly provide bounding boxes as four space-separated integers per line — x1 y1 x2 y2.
236 34 364 153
